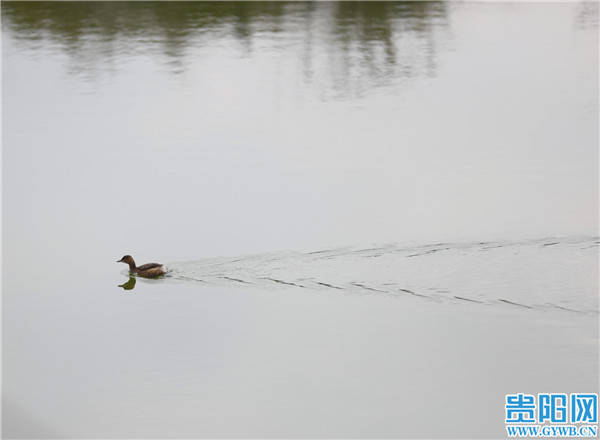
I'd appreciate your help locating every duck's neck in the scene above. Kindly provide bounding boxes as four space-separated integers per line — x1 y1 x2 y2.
127 260 137 272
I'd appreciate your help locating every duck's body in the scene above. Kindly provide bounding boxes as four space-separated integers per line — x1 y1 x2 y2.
117 255 166 278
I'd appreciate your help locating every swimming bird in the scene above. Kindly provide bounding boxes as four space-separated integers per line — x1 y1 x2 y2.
117 255 166 278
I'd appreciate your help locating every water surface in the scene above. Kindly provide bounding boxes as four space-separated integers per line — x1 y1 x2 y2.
2 2 598 438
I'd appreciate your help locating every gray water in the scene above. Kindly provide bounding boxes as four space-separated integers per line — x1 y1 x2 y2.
2 2 598 438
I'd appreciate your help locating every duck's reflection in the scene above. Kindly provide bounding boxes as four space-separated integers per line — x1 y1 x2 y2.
118 277 136 291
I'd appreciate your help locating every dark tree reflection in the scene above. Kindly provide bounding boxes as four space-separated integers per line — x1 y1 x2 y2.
574 1 599 30
2 1 449 97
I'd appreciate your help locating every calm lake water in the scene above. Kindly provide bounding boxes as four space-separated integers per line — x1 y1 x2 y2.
2 2 598 438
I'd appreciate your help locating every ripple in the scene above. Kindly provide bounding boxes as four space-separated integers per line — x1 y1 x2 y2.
166 236 599 315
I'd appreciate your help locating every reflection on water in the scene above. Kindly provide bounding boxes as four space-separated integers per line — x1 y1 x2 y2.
118 277 136 291
2 1 448 97
575 1 599 29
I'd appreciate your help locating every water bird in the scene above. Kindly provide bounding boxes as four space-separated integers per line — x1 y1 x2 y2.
117 255 166 278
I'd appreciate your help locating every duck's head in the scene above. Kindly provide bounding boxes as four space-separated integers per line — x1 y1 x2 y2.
117 255 134 265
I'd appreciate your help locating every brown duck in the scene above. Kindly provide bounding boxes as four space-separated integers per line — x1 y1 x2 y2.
117 255 166 278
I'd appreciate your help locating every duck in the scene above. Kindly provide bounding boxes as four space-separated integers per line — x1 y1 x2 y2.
117 255 167 278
